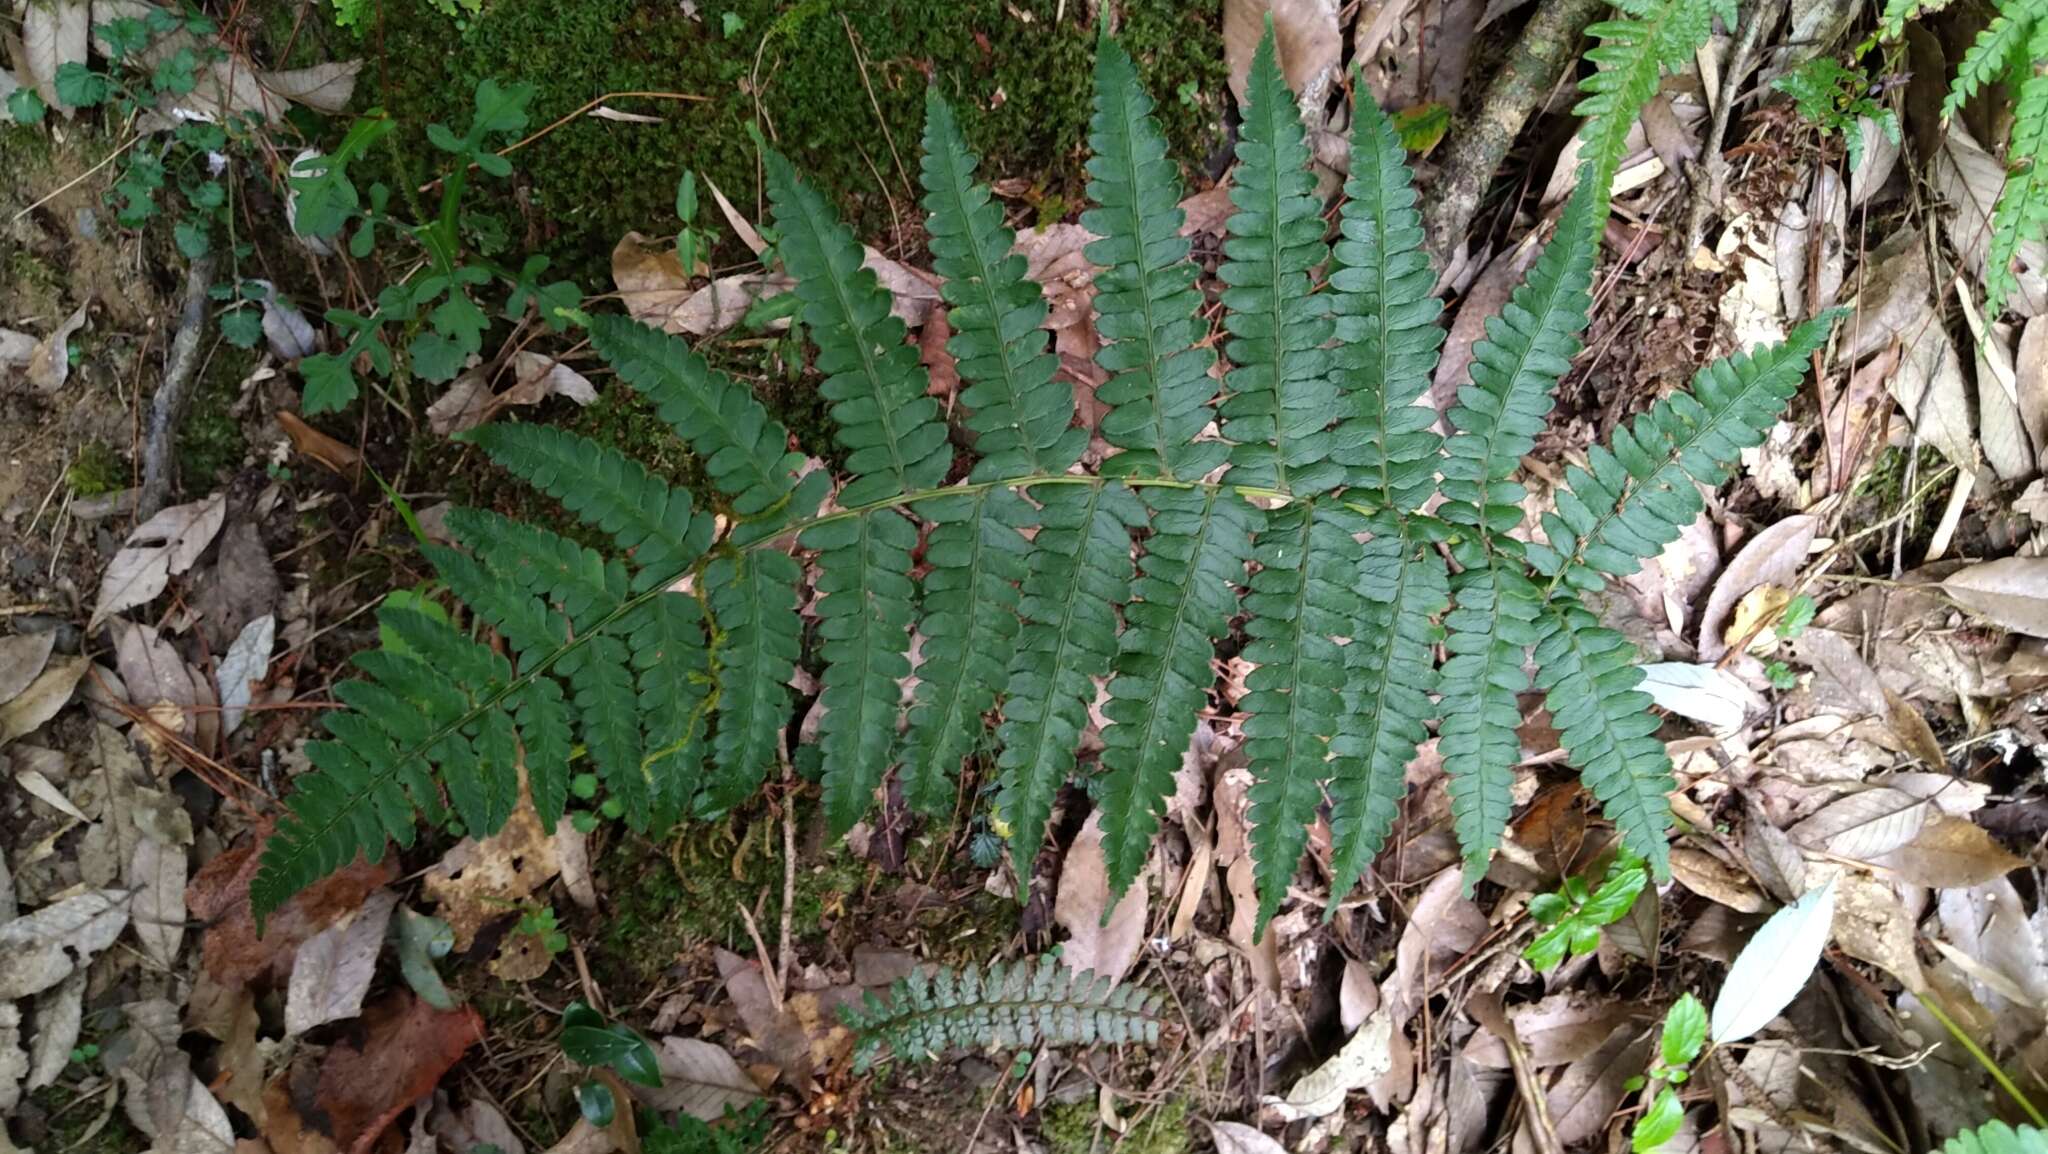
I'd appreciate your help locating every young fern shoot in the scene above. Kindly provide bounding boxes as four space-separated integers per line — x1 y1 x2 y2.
253 16 1835 937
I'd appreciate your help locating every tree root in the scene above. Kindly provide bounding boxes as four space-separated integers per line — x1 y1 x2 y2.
137 255 215 521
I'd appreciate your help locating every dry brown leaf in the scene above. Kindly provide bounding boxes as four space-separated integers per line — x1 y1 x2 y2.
262 991 484 1154
427 353 598 436
1869 815 2023 887
1222 0 1341 112
2019 316 2048 464
420 795 560 952
0 655 87 749
25 303 87 392
23 1 88 113
285 889 399 1036
1210 1121 1290 1154
255 61 361 114
634 1037 764 1120
188 829 398 990
1943 556 2048 637
1670 846 1765 912
1225 855 1280 993
129 835 187 966
1462 994 1640 1069
277 410 362 477
92 491 228 628
1831 869 1924 993
1546 1024 1650 1146
1790 788 1930 858
1698 516 1817 660
1052 813 1147 985
1935 124 2047 317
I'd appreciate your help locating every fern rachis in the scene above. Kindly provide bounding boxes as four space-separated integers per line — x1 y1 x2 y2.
254 20 1836 938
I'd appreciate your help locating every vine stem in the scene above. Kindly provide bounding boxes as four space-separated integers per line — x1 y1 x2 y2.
1917 992 2048 1127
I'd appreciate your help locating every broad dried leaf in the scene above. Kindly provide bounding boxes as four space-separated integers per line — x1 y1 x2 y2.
1266 1012 1393 1120
25 303 86 393
1053 813 1147 985
0 887 130 999
634 1037 764 1120
1789 788 1929 858
1935 124 2047 317
1831 868 1923 992
1944 557 2048 637
1709 876 1836 1043
1462 994 1640 1069
92 492 228 628
255 61 361 114
427 353 599 436
1698 516 1817 659
25 971 84 1091
129 836 188 966
0 632 57 705
286 889 399 1035
1547 1024 1651 1146
263 991 484 1154
1637 663 1759 733
23 1 88 113
216 614 275 737
277 410 362 476
1670 846 1765 912
1210 1121 1291 1154
0 654 87 749
1870 815 2022 888
1222 0 1341 112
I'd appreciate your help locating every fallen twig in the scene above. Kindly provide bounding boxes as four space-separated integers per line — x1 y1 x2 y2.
138 255 216 521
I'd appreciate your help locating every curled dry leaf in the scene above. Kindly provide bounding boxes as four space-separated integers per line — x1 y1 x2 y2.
1210 1121 1291 1154
1943 556 2048 637
427 352 598 436
277 410 362 476
1697 516 1817 660
92 491 229 628
1052 813 1148 985
1670 846 1766 912
26 303 89 393
262 991 485 1154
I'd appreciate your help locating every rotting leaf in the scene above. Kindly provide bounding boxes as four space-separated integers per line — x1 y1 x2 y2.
262 991 484 1154
420 793 560 952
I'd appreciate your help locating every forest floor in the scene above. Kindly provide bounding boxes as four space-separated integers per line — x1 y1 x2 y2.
3 1 2047 1154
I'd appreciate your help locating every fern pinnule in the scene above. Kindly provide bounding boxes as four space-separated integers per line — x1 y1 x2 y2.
1097 487 1259 895
919 88 1085 481
841 954 1163 1071
442 507 626 632
1331 92 1445 511
513 677 575 829
994 482 1141 876
1942 0 2037 122
702 551 803 814
1219 24 1339 494
625 592 714 829
1987 42 2048 314
1534 601 1673 874
805 511 920 836
1083 27 1227 481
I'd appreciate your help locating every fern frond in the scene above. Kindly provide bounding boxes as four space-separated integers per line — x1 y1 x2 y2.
465 424 713 591
1219 25 1339 494
1244 503 1364 927
1097 488 1259 895
841 953 1163 1072
994 482 1141 875
703 551 803 813
423 544 567 661
1573 0 1724 211
1331 93 1445 510
512 677 574 828
1943 1 2036 122
1439 556 1544 888
920 88 1085 480
623 592 713 829
1987 61 2048 314
804 510 919 835
587 315 804 518
1527 315 1835 593
1441 185 1598 548
1326 516 1447 903
1932 1122 2048 1154
443 507 626 631
898 488 1031 817
562 635 648 825
767 151 951 506
1084 30 1228 481
1534 600 1673 876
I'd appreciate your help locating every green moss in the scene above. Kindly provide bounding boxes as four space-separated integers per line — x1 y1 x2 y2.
178 344 255 485
66 440 127 496
1043 1098 1190 1154
27 1085 144 1154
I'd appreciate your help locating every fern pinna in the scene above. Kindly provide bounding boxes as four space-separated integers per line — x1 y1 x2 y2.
252 13 1834 930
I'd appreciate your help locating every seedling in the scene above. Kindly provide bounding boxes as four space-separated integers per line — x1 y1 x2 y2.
1524 851 1650 971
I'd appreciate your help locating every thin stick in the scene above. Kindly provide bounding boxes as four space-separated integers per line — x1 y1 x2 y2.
416 92 711 194
138 255 216 520
777 749 796 999
10 136 141 223
1918 994 2048 1127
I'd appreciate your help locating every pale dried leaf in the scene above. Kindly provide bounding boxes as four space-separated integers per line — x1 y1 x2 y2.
1850 116 1901 207
26 303 88 392
1210 1121 1291 1154
1935 124 2047 317
16 766 87 820
1944 556 2048 637
1868 815 2023 888
91 492 228 628
0 887 131 999
1266 1012 1393 1120
215 613 273 737
23 0 88 112
1831 868 1923 992
1789 788 1929 857
255 60 361 113
0 632 58 705
0 655 88 749
1637 663 1759 733
421 797 560 951
1053 813 1147 984
26 971 85 1091
1222 0 1342 112
1463 994 1639 1069
1671 846 1766 912
0 1004 23 1114
129 836 187 966
2019 317 2048 462
286 889 399 1035
1710 877 1837 1043
1698 516 1817 660
1547 1024 1650 1146
635 1037 764 1119
1975 322 2031 481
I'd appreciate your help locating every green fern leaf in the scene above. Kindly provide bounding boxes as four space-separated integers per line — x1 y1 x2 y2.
1084 29 1228 481
443 507 626 631
1218 25 1339 494
1097 487 1259 895
767 151 952 506
1931 1122 2048 1154
1527 315 1834 591
1574 0 1723 211
703 551 803 813
423 544 566 660
1326 516 1447 903
1534 599 1673 876
465 424 713 590
513 677 574 828
841 953 1164 1072
587 315 804 518
1987 62 2048 314
624 592 713 829
1943 0 2038 122
562 635 648 825
1439 556 1544 887
898 488 1032 817
1244 503 1364 927
1331 93 1445 510
804 510 919 835
920 88 1085 480
995 482 1141 875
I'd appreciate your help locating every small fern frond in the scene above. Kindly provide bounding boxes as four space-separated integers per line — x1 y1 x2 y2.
465 424 714 591
1528 314 1836 592
443 507 626 632
1439 557 1544 887
994 483 1141 875
1987 62 2048 314
623 592 713 829
1534 600 1673 876
1943 3 2035 122
1441 185 1599 548
1084 29 1228 481
920 88 1085 480
1573 0 1723 210
767 151 952 506
804 510 919 836
841 954 1164 1072
899 488 1031 817
1931 1122 2048 1154
1219 24 1339 494
1332 93 1445 511
1326 516 1447 904
587 315 803 517
1097 487 1259 895
1244 503 1364 927
703 551 803 813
